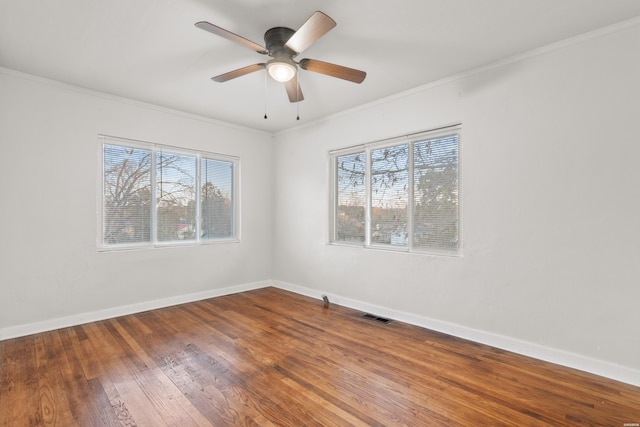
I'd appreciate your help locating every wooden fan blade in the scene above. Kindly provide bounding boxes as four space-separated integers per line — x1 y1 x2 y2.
195 21 268 54
285 78 304 103
299 59 366 83
285 11 336 55
212 63 266 82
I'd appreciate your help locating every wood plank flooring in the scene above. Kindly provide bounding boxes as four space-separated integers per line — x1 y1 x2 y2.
1 287 639 426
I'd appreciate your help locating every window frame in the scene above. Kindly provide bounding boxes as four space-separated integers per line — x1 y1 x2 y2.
330 145 368 245
330 124 462 257
97 135 240 251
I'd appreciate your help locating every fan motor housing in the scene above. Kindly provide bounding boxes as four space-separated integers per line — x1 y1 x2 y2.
264 27 296 57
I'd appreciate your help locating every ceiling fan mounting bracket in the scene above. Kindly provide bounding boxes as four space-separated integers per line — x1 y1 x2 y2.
264 27 297 58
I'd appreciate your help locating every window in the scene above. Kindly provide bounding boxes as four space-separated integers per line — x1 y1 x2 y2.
331 125 461 256
371 143 409 247
99 136 238 250
335 151 366 242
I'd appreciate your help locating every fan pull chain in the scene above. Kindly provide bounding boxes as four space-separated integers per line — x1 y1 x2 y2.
264 70 268 119
296 72 300 121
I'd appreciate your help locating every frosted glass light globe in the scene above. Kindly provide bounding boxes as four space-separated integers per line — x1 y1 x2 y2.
267 60 296 82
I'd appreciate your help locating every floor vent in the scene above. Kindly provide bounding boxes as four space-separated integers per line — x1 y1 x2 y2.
362 313 392 324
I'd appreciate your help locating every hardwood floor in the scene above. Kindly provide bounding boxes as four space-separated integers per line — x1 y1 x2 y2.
1 287 639 426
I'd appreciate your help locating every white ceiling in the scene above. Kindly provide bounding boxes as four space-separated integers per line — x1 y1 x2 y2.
2 0 640 133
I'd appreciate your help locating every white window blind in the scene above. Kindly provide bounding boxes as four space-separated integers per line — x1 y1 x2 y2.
330 125 461 256
156 150 197 242
99 136 239 250
102 144 152 245
370 144 409 247
413 134 459 253
335 151 366 243
201 158 234 239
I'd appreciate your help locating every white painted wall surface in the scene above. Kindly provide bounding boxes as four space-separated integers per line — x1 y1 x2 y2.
272 23 640 373
0 71 274 331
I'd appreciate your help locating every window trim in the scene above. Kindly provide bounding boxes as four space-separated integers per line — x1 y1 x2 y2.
329 124 462 257
97 135 240 251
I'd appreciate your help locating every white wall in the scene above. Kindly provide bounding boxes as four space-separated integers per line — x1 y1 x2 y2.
272 22 640 378
0 70 274 333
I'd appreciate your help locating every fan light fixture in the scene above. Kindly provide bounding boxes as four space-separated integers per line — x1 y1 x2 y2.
267 59 296 82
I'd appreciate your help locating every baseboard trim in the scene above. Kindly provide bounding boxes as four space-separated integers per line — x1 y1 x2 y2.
272 280 640 388
0 280 271 341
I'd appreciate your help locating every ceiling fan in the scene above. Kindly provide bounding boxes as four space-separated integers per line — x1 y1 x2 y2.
195 11 366 103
